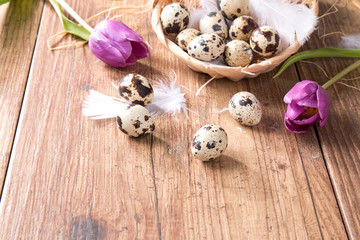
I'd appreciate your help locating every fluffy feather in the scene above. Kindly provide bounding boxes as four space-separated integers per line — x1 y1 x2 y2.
146 77 188 116
249 0 318 50
188 0 218 29
341 34 360 48
83 78 188 119
199 0 217 11
82 90 127 119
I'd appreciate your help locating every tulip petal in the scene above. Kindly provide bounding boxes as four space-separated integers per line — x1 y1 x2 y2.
293 112 320 125
89 20 150 68
296 93 318 108
284 80 318 104
89 39 126 67
284 118 312 133
316 86 331 127
111 40 132 60
125 54 138 66
131 41 150 59
103 20 143 42
285 101 304 120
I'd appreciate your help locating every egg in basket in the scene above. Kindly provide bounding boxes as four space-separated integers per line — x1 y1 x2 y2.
151 0 319 81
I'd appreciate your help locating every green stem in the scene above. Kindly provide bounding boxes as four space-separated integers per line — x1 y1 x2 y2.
0 0 10 5
274 48 360 78
322 60 360 89
56 0 94 33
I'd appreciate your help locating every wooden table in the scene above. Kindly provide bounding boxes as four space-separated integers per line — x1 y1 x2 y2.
0 0 359 239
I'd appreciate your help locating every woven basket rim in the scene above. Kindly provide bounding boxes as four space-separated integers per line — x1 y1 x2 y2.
151 0 319 81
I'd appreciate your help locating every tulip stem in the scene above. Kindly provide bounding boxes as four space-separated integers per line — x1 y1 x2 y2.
56 0 94 33
322 60 360 89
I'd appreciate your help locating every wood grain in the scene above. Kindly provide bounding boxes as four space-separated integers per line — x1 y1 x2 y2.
0 0 354 239
295 1 360 238
0 0 44 193
149 28 346 238
0 1 159 238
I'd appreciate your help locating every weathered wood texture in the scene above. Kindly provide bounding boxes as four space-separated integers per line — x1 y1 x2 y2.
149 38 346 239
296 1 360 239
0 0 44 193
0 0 356 239
0 1 159 239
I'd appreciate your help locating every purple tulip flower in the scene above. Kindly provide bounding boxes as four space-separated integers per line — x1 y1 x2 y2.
89 20 149 68
283 80 331 133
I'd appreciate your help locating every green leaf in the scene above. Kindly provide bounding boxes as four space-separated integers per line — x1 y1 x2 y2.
0 0 10 5
49 0 91 41
273 48 360 78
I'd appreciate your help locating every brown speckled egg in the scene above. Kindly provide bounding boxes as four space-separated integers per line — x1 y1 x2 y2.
191 124 228 161
118 74 153 106
229 92 262 126
250 26 280 57
216 0 249 21
116 104 155 137
160 3 189 35
199 12 228 39
229 16 258 41
187 34 225 61
176 28 201 51
225 40 253 67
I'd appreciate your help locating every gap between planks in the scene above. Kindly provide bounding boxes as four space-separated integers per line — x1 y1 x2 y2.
147 15 162 240
0 0 46 199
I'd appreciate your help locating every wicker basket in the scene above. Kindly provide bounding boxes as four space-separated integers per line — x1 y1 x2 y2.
151 0 319 81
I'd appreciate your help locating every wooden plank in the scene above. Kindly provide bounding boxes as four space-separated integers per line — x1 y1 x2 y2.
148 26 346 238
0 0 44 193
0 1 348 239
0 1 159 239
294 133 348 239
295 1 360 238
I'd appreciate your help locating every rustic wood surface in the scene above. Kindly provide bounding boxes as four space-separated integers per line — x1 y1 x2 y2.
0 0 358 239
0 0 44 194
296 1 360 238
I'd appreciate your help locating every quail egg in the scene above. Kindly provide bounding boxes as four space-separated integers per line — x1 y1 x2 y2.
116 104 155 137
250 26 280 57
187 34 225 61
225 40 253 67
229 92 262 126
191 124 228 161
229 16 258 41
176 28 201 51
199 12 228 39
216 0 249 21
160 3 190 35
118 74 153 106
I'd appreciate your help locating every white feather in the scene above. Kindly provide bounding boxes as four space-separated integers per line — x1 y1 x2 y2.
249 0 318 50
83 78 188 119
341 34 360 48
199 0 217 11
146 78 188 117
188 0 218 29
82 90 127 119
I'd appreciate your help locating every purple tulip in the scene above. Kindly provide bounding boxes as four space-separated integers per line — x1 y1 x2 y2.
89 20 149 68
283 80 331 133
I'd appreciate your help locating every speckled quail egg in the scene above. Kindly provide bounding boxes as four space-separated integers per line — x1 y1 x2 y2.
199 12 228 39
229 16 258 41
216 0 249 21
187 34 225 61
160 3 190 35
229 92 262 126
116 104 155 137
250 26 281 57
176 28 201 51
118 74 153 106
191 124 228 161
225 40 253 67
